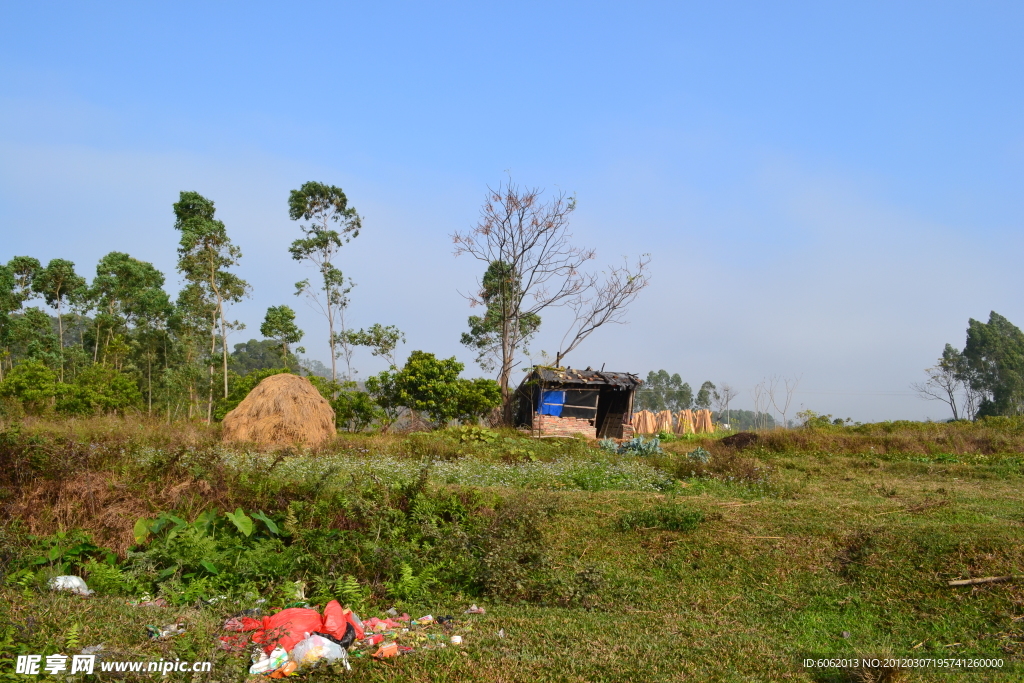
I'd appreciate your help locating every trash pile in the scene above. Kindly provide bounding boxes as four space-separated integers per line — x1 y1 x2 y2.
48 575 95 596
220 601 484 676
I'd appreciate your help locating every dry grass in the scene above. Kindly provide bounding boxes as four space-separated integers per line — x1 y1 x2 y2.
222 373 335 449
6 473 214 553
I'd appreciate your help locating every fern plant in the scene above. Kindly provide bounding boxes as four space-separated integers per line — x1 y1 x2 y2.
386 563 435 601
64 622 82 652
335 574 370 612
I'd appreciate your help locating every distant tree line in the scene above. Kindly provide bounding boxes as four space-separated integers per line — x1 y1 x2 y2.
0 185 501 428
634 370 773 430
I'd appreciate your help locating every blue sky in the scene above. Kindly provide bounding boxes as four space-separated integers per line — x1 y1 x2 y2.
1 2 1021 421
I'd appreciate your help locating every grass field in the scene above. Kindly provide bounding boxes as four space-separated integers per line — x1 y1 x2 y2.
1 418 1022 682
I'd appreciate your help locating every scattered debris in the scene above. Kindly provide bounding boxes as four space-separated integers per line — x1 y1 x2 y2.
293 633 348 671
225 601 483 675
947 575 1017 587
498 628 505 639
48 576 94 596
147 623 187 639
127 597 167 607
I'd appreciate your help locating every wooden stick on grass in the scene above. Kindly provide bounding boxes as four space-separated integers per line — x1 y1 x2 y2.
946 575 1016 587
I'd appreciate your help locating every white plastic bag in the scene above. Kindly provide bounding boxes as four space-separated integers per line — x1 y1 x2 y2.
248 646 288 675
292 633 348 670
48 575 94 596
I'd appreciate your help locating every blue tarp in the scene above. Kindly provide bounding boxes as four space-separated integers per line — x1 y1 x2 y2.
539 390 565 416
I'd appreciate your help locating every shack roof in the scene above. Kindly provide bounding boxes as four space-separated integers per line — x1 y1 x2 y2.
526 366 642 388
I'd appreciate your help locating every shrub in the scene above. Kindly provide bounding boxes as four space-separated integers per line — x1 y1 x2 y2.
0 361 59 415
365 351 501 428
56 364 143 415
616 504 704 532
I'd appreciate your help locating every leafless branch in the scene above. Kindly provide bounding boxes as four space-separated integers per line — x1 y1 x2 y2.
555 255 651 366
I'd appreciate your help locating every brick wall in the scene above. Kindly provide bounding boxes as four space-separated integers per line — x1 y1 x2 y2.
533 413 596 439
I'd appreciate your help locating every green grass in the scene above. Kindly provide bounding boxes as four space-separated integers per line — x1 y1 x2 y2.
1 421 1023 681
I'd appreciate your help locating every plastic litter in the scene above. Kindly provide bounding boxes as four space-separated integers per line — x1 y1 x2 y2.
372 642 399 659
48 575 94 596
292 633 348 670
249 647 288 675
464 604 485 615
127 597 167 607
221 600 481 667
147 623 186 639
498 628 505 639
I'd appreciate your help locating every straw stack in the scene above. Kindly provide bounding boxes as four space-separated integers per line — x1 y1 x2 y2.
676 409 695 435
694 409 715 434
655 410 674 434
222 373 336 448
631 410 656 435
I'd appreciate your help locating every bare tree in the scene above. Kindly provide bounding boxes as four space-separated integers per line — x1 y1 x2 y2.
453 179 650 423
912 365 963 420
767 374 801 428
716 382 739 427
912 345 981 421
752 380 769 430
555 256 651 366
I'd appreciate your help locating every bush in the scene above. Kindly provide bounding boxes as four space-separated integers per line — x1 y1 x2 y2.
56 364 143 415
366 351 501 428
0 361 59 414
0 361 142 416
616 503 704 532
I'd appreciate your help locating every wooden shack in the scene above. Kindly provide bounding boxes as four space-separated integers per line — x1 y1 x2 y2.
514 367 642 439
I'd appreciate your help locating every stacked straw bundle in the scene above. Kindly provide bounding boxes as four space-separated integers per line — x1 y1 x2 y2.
655 410 674 434
675 409 695 435
694 409 715 434
631 410 656 435
222 373 336 448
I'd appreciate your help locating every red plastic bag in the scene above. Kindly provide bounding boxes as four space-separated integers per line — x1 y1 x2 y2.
322 601 365 641
251 608 323 653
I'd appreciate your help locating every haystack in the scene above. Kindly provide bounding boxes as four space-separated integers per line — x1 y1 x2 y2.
676 409 695 435
222 373 336 448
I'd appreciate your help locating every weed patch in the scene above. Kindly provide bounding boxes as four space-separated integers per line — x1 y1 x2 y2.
616 503 705 532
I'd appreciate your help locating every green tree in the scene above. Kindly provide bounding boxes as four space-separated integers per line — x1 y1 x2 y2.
460 261 540 373
695 381 717 411
229 338 300 374
0 264 15 381
365 351 501 428
6 256 41 306
635 370 693 412
32 259 87 356
89 251 170 363
288 181 361 382
7 308 61 367
173 191 250 422
260 305 304 360
960 311 1024 417
344 323 405 368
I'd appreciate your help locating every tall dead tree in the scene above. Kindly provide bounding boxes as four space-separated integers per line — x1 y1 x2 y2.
453 179 650 424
